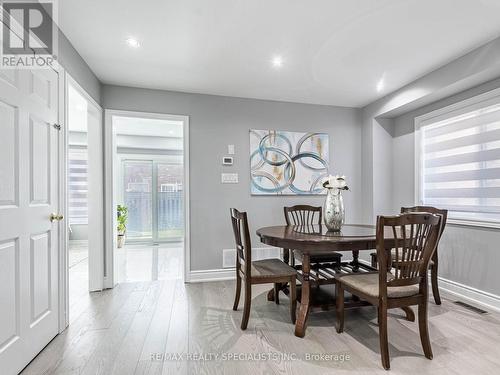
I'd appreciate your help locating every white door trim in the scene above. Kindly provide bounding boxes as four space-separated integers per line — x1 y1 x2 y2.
58 66 68 332
104 109 190 287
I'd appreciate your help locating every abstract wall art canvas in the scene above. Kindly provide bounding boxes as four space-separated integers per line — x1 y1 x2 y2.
250 129 329 195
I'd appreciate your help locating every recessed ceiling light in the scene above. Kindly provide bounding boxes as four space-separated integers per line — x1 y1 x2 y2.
376 77 385 92
126 37 140 48
271 55 283 68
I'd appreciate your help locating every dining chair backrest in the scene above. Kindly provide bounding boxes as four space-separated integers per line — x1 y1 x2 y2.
376 213 441 291
230 208 252 276
284 205 322 226
401 206 448 242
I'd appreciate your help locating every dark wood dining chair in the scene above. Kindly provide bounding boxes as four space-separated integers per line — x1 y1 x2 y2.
284 205 342 267
335 213 442 370
370 206 448 305
230 208 297 330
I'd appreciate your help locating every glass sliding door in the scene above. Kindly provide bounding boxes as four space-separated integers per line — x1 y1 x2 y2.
122 159 183 243
123 160 153 240
157 162 184 241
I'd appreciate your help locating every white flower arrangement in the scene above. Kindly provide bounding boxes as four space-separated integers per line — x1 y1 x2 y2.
322 174 349 191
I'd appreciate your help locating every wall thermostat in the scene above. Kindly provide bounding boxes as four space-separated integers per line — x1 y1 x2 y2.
222 156 233 166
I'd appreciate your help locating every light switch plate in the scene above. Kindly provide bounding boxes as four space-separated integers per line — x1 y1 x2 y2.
221 173 238 183
228 144 235 155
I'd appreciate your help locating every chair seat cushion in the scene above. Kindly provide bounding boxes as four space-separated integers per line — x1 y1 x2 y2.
251 258 296 278
338 272 419 299
370 251 435 266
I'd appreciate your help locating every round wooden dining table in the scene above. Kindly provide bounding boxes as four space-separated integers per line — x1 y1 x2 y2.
256 224 410 337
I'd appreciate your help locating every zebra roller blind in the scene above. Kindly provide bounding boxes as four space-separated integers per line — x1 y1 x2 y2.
68 147 88 225
418 99 500 224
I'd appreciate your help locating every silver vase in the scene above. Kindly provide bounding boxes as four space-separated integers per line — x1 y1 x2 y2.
324 189 345 231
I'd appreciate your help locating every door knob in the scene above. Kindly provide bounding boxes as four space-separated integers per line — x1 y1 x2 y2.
50 213 64 222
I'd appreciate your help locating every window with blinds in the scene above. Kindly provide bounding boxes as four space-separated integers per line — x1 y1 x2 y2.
417 96 500 225
68 147 88 225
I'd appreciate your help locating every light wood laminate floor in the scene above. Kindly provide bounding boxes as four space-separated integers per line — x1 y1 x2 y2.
22 279 500 375
67 242 183 325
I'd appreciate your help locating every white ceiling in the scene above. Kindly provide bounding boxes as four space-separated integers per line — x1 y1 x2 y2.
59 0 500 108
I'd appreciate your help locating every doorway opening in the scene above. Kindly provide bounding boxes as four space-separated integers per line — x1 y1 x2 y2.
109 113 188 283
66 75 104 322
67 81 89 320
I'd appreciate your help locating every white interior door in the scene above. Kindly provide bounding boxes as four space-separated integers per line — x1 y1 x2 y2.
0 67 60 375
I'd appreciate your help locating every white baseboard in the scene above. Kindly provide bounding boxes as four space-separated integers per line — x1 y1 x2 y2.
438 276 500 313
189 268 236 283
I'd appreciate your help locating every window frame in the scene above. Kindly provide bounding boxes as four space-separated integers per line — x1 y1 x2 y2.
414 87 500 229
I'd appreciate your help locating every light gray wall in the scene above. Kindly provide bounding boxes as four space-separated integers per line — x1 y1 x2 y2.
372 118 394 217
58 31 102 104
102 85 362 271
391 78 500 296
